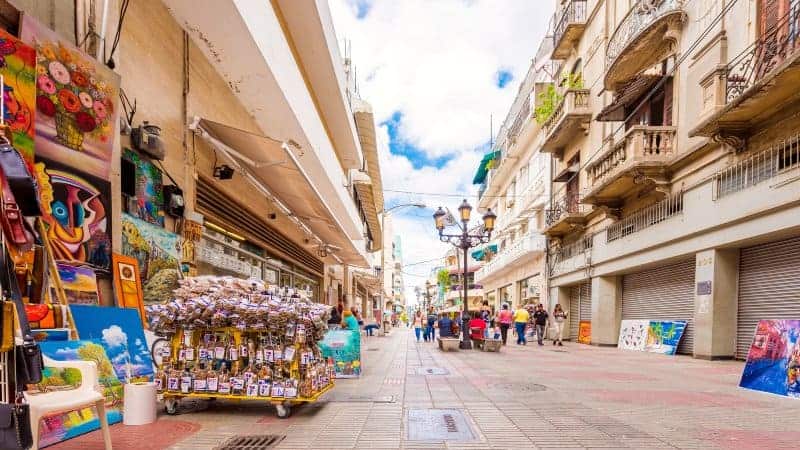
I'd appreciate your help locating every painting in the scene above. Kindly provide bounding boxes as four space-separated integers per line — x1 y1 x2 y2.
0 27 36 163
57 263 100 305
618 319 649 351
34 159 112 271
21 13 120 181
111 253 146 326
69 305 155 382
121 213 180 303
38 340 123 448
319 329 361 378
577 320 591 344
123 148 164 226
740 319 800 399
645 320 687 355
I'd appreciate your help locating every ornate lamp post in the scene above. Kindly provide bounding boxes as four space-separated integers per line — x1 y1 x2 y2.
433 200 496 349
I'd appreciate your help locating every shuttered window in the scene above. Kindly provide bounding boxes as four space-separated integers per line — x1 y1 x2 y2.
569 280 592 340
622 259 695 355
736 236 800 359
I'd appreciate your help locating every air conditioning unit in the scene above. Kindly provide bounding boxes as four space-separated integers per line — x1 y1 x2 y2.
131 121 165 160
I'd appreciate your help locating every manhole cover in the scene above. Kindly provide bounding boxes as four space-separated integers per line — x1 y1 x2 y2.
328 394 395 403
414 367 449 375
407 409 476 441
489 382 547 392
215 434 285 449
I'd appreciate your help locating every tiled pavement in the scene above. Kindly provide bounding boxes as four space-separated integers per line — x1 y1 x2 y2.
50 328 799 449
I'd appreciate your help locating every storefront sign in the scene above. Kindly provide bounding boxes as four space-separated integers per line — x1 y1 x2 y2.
696 280 712 295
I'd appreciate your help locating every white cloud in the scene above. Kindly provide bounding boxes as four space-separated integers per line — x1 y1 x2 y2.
102 325 128 349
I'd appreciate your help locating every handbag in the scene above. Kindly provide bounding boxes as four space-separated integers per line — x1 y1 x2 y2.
2 246 43 386
0 402 32 450
0 139 40 254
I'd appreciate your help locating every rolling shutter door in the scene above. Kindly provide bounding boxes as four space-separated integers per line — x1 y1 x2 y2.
736 236 800 359
569 281 592 340
622 259 695 355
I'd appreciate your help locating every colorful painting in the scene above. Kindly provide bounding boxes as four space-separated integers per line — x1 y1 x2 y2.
32 328 70 342
35 159 111 271
123 148 164 226
618 320 649 351
320 329 361 378
121 212 180 303
577 320 591 344
57 263 100 305
21 14 120 181
740 319 800 399
69 305 155 382
0 27 36 163
112 253 146 325
38 340 123 448
645 320 687 355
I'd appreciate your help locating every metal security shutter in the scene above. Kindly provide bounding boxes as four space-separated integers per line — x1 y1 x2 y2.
622 259 695 355
736 236 800 359
568 281 592 340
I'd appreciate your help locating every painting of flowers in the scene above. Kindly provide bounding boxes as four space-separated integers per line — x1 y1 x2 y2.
21 14 119 181
0 27 35 164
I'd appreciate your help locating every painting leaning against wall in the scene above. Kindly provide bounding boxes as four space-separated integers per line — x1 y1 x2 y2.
121 213 181 303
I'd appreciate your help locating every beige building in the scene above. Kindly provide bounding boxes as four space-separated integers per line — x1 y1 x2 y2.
541 0 799 358
474 42 553 311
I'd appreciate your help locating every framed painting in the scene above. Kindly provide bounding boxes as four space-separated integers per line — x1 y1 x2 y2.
111 253 145 326
56 263 100 305
577 320 591 344
0 27 36 163
121 213 181 303
122 148 165 226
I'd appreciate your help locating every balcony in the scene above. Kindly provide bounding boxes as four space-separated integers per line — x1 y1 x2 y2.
604 0 686 90
691 6 800 149
544 192 590 237
446 286 484 302
552 0 588 59
541 89 592 154
518 177 547 215
475 233 546 282
582 126 676 205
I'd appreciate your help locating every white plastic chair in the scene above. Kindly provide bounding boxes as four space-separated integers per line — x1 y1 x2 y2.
24 356 113 450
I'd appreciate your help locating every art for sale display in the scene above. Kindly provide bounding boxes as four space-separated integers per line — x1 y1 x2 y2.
21 13 120 181
111 253 146 325
121 212 181 303
38 340 123 448
320 329 362 378
577 320 591 344
0 27 36 163
123 148 165 226
56 263 100 305
69 305 155 382
618 319 687 355
618 320 649 351
34 159 112 271
740 319 800 399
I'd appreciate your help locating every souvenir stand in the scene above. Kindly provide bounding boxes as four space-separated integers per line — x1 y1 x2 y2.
146 276 335 418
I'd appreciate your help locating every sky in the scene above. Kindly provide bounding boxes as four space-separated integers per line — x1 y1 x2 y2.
329 0 553 305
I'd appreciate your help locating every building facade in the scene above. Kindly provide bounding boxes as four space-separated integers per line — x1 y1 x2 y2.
441 247 484 311
11 0 383 307
474 40 554 311
541 0 799 357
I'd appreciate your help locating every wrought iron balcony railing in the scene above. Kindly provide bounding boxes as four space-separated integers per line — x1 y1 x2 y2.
553 0 588 50
545 192 585 227
725 4 800 104
606 0 686 68
606 192 683 242
542 89 591 137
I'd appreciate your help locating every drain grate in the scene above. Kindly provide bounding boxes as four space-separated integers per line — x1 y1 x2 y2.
414 367 449 375
407 409 476 441
215 434 285 450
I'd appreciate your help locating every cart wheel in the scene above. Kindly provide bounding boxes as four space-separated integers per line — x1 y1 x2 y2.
165 398 179 415
276 403 291 419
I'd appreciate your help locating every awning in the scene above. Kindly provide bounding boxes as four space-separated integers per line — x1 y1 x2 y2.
353 100 384 250
596 74 663 122
351 170 382 251
471 244 498 261
472 151 501 184
192 118 369 266
554 161 580 182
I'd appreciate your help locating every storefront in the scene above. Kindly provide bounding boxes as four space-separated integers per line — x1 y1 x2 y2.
498 284 514 308
621 259 695 355
736 235 800 359
520 275 541 306
569 281 592 341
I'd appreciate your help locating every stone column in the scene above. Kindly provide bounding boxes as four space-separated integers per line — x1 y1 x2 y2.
591 276 622 346
549 285 572 339
694 249 739 360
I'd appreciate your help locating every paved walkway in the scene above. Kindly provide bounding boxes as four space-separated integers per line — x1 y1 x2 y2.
52 328 799 449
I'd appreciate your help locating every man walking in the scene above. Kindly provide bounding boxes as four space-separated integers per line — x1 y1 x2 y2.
426 307 438 343
533 304 549 346
513 305 529 345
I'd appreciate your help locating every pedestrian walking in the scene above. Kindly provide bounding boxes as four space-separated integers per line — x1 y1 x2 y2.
426 307 438 342
413 310 423 342
513 305 530 345
497 303 512 345
480 300 491 339
552 304 567 346
533 304 549 346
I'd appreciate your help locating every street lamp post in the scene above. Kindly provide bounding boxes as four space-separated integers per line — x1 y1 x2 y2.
433 200 496 350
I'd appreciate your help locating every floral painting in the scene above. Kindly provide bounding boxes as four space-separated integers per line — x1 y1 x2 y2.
69 305 155 382
123 148 164 226
0 27 36 163
35 159 112 271
38 340 123 448
21 14 119 181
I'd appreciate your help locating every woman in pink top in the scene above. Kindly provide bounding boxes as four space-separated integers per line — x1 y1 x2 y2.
497 303 513 345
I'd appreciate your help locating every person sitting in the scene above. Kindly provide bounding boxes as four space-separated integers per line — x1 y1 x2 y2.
438 313 454 338
468 312 487 347
364 318 381 337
